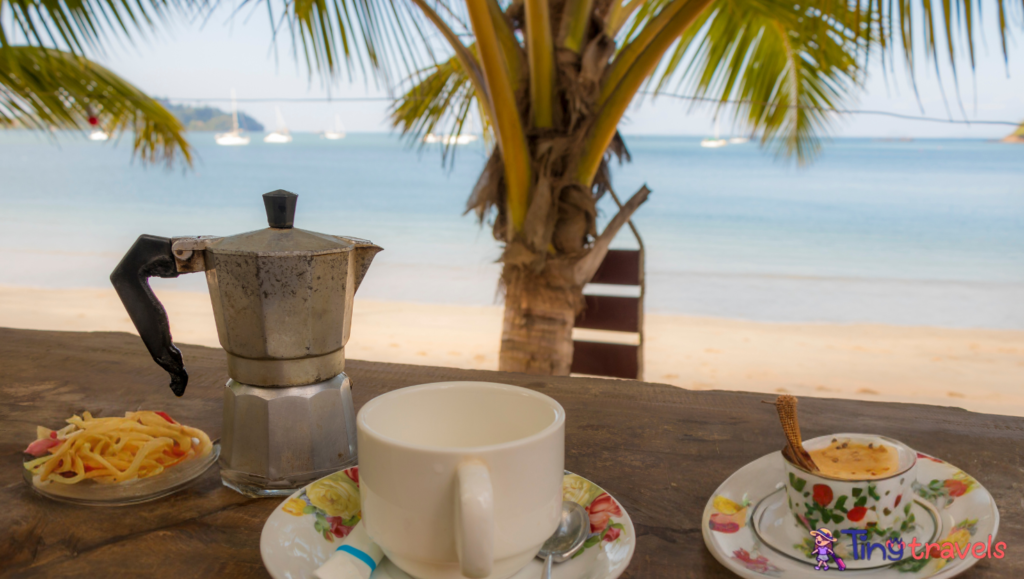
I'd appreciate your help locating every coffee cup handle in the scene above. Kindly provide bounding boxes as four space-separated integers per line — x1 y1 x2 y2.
455 460 494 579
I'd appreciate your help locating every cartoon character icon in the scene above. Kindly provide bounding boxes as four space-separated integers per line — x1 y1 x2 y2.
810 528 846 571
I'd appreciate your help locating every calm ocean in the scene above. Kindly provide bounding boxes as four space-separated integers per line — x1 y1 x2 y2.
1 131 1021 329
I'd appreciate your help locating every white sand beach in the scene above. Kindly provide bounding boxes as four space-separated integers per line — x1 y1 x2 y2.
2 285 1022 417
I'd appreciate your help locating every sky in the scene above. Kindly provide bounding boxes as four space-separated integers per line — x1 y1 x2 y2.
88 1 1024 139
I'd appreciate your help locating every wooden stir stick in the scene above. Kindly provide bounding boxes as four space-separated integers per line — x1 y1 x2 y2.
766 395 819 472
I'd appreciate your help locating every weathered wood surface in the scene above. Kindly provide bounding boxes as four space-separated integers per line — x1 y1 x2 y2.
1 328 1021 578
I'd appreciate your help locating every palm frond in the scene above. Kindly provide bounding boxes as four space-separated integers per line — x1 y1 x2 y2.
650 0 867 162
0 46 191 166
884 0 1023 73
390 55 490 162
1 0 197 56
241 0 455 88
615 0 674 46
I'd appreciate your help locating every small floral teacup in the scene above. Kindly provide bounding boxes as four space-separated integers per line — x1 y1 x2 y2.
783 433 918 540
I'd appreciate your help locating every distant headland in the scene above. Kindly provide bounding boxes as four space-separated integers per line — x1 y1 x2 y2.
156 99 264 132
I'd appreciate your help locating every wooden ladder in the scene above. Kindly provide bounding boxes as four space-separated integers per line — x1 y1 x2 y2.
570 191 645 380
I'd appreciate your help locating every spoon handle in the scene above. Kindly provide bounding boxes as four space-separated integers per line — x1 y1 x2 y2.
542 553 554 579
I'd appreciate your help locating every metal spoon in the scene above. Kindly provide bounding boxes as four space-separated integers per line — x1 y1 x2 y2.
537 501 590 579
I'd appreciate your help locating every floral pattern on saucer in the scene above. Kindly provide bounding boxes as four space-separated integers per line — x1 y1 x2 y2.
913 469 978 509
709 495 750 534
892 519 979 574
703 451 999 579
262 468 636 579
562 473 628 555
731 548 782 576
280 466 361 542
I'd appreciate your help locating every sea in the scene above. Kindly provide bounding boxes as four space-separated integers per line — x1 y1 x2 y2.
1 131 1022 329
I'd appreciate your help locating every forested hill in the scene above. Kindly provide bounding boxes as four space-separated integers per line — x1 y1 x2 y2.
157 99 265 132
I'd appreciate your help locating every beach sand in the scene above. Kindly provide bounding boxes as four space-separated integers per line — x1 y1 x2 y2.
3 285 1022 417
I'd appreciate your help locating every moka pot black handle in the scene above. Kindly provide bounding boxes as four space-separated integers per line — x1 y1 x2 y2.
110 234 188 396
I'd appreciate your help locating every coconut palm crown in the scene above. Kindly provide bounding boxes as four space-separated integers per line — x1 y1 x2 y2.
3 0 1021 373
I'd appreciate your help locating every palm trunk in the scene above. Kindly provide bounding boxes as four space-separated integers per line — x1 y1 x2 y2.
497 183 652 375
498 264 581 374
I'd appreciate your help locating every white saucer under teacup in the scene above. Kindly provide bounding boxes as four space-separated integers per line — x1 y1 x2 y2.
260 468 635 579
261 381 635 579
703 447 999 578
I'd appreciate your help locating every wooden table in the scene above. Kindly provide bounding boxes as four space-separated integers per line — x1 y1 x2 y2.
1 328 1021 578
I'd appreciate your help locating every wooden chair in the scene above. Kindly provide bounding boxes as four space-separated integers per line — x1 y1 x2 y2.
570 193 645 380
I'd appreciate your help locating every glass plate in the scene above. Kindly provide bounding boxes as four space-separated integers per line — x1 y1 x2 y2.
22 442 220 506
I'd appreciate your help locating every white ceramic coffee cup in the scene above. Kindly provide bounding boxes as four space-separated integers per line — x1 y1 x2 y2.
357 381 565 579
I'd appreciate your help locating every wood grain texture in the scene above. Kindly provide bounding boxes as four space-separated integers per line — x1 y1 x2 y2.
1 328 1021 578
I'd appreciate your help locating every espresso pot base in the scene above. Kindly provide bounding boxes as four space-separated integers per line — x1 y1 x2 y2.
219 373 358 497
220 462 357 498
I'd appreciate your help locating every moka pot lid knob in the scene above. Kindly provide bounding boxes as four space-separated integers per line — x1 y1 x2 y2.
263 190 297 229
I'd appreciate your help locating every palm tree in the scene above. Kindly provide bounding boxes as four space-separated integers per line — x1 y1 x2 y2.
382 0 1022 375
4 0 1019 374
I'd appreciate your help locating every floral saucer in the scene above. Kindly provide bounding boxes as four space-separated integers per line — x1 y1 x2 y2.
702 451 999 579
260 468 635 579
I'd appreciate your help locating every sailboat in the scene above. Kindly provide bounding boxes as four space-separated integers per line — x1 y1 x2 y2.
423 115 479 145
88 129 109 141
264 107 292 143
322 115 346 140
728 136 750 144
215 90 251 146
701 118 728 148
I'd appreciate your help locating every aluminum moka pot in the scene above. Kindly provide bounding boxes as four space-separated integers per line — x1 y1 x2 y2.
111 190 381 497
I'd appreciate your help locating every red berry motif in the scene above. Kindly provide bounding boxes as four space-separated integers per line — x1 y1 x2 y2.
812 484 833 506
847 506 867 522
88 116 99 126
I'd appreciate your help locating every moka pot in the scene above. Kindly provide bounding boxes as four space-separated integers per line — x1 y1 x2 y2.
110 190 381 497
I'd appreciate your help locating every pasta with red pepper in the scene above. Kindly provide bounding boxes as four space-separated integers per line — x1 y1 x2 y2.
23 411 212 484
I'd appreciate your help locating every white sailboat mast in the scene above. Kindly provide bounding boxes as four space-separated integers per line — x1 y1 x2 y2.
231 89 240 133
275 106 288 133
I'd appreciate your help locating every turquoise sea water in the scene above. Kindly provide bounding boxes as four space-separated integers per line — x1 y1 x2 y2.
1 131 1021 329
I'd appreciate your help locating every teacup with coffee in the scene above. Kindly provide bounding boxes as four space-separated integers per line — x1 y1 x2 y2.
783 433 918 536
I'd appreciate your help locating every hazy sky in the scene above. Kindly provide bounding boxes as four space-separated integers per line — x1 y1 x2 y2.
93 2 1024 139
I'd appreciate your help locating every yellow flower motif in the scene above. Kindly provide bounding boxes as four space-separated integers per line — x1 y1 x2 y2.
282 498 307 517
710 495 748 531
307 470 361 518
563 473 602 506
945 529 971 548
713 495 745 515
932 528 972 571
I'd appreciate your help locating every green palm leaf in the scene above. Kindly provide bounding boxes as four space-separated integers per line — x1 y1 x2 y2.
389 52 492 161
246 0 442 86
2 0 196 165
0 47 191 166
1 0 197 56
649 0 867 162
